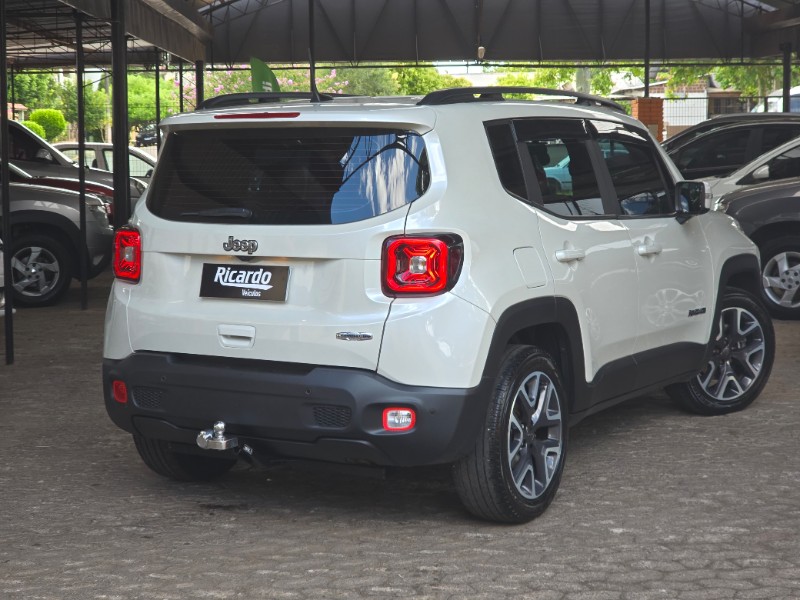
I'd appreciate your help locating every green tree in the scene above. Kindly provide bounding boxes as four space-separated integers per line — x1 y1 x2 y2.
127 72 178 129
10 72 61 110
337 67 398 96
59 79 110 141
391 66 471 95
20 120 46 138
29 108 66 141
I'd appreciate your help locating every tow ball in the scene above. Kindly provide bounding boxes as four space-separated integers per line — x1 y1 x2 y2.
196 421 239 451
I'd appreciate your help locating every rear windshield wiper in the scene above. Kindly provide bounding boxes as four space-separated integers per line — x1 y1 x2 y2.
180 207 253 219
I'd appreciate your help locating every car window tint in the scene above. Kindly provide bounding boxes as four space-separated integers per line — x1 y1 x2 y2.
528 138 607 217
148 128 429 225
597 136 672 216
485 123 527 200
760 125 800 153
672 128 750 173
766 143 800 181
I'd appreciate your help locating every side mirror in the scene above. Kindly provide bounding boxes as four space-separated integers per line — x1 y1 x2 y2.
751 164 770 180
675 180 711 224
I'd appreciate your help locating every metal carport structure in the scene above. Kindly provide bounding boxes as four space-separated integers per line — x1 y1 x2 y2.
1 0 211 364
5 0 800 366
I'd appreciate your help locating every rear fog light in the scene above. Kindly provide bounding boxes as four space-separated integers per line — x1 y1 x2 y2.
382 408 416 431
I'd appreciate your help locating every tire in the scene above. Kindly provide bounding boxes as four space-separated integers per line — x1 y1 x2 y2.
758 236 800 320
453 345 568 523
9 233 73 307
666 288 774 415
133 435 237 482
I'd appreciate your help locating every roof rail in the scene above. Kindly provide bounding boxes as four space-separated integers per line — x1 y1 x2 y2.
197 91 347 110
417 87 625 113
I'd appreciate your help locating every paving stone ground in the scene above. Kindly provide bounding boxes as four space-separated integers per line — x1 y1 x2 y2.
1 272 798 599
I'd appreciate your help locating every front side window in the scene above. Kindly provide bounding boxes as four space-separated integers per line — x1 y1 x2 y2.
148 127 429 225
598 135 671 216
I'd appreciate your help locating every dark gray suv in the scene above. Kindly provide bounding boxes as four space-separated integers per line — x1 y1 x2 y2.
2 181 113 306
718 178 800 319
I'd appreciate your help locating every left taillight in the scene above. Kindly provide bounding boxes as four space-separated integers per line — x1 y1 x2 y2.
382 234 463 297
113 227 141 282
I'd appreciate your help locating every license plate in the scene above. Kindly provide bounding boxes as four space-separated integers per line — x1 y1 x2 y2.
199 263 289 302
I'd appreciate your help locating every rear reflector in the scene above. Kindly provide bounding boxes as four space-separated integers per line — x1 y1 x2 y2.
112 380 128 404
113 228 141 282
382 408 416 431
382 235 463 296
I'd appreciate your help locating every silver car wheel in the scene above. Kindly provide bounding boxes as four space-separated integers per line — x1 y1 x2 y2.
762 250 800 309
697 306 766 402
11 245 61 298
507 371 563 500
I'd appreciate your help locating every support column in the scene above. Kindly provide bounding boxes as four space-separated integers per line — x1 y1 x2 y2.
195 60 204 107
155 53 161 149
75 10 88 309
1 0 15 364
632 97 664 142
111 0 131 228
781 43 792 113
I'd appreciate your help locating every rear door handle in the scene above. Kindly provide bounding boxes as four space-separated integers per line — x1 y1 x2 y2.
554 249 586 263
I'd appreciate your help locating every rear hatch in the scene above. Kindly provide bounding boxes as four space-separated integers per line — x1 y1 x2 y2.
125 113 434 371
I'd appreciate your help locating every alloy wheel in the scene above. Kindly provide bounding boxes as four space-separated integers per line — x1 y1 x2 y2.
11 245 61 298
697 306 766 402
762 250 800 310
507 371 563 500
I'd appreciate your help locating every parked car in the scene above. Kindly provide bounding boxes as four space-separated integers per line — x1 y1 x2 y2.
9 163 115 209
662 112 800 154
135 124 158 147
103 88 774 524
666 119 800 180
1 181 114 306
7 121 146 202
705 135 800 202
54 142 156 182
716 179 800 319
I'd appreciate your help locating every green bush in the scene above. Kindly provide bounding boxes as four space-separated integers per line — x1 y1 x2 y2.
29 108 67 141
20 120 47 139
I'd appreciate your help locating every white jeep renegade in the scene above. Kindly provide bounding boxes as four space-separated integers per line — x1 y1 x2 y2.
103 88 775 523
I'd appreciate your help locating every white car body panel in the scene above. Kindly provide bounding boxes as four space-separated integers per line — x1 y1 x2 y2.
104 96 758 390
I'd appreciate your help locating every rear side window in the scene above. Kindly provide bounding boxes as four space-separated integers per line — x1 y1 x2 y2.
148 128 429 225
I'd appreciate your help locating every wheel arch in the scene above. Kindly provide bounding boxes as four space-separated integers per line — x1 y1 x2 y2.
9 210 81 261
482 297 587 416
747 221 800 249
718 253 761 300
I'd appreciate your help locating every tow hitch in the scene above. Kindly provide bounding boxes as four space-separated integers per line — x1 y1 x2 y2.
197 421 256 464
196 421 238 451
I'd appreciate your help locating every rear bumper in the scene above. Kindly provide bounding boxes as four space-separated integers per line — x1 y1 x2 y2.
103 352 491 467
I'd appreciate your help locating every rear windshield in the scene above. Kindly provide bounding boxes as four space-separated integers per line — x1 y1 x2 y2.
147 127 430 225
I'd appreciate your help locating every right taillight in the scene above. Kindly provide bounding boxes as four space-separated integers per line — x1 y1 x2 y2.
381 234 463 297
113 227 141 282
